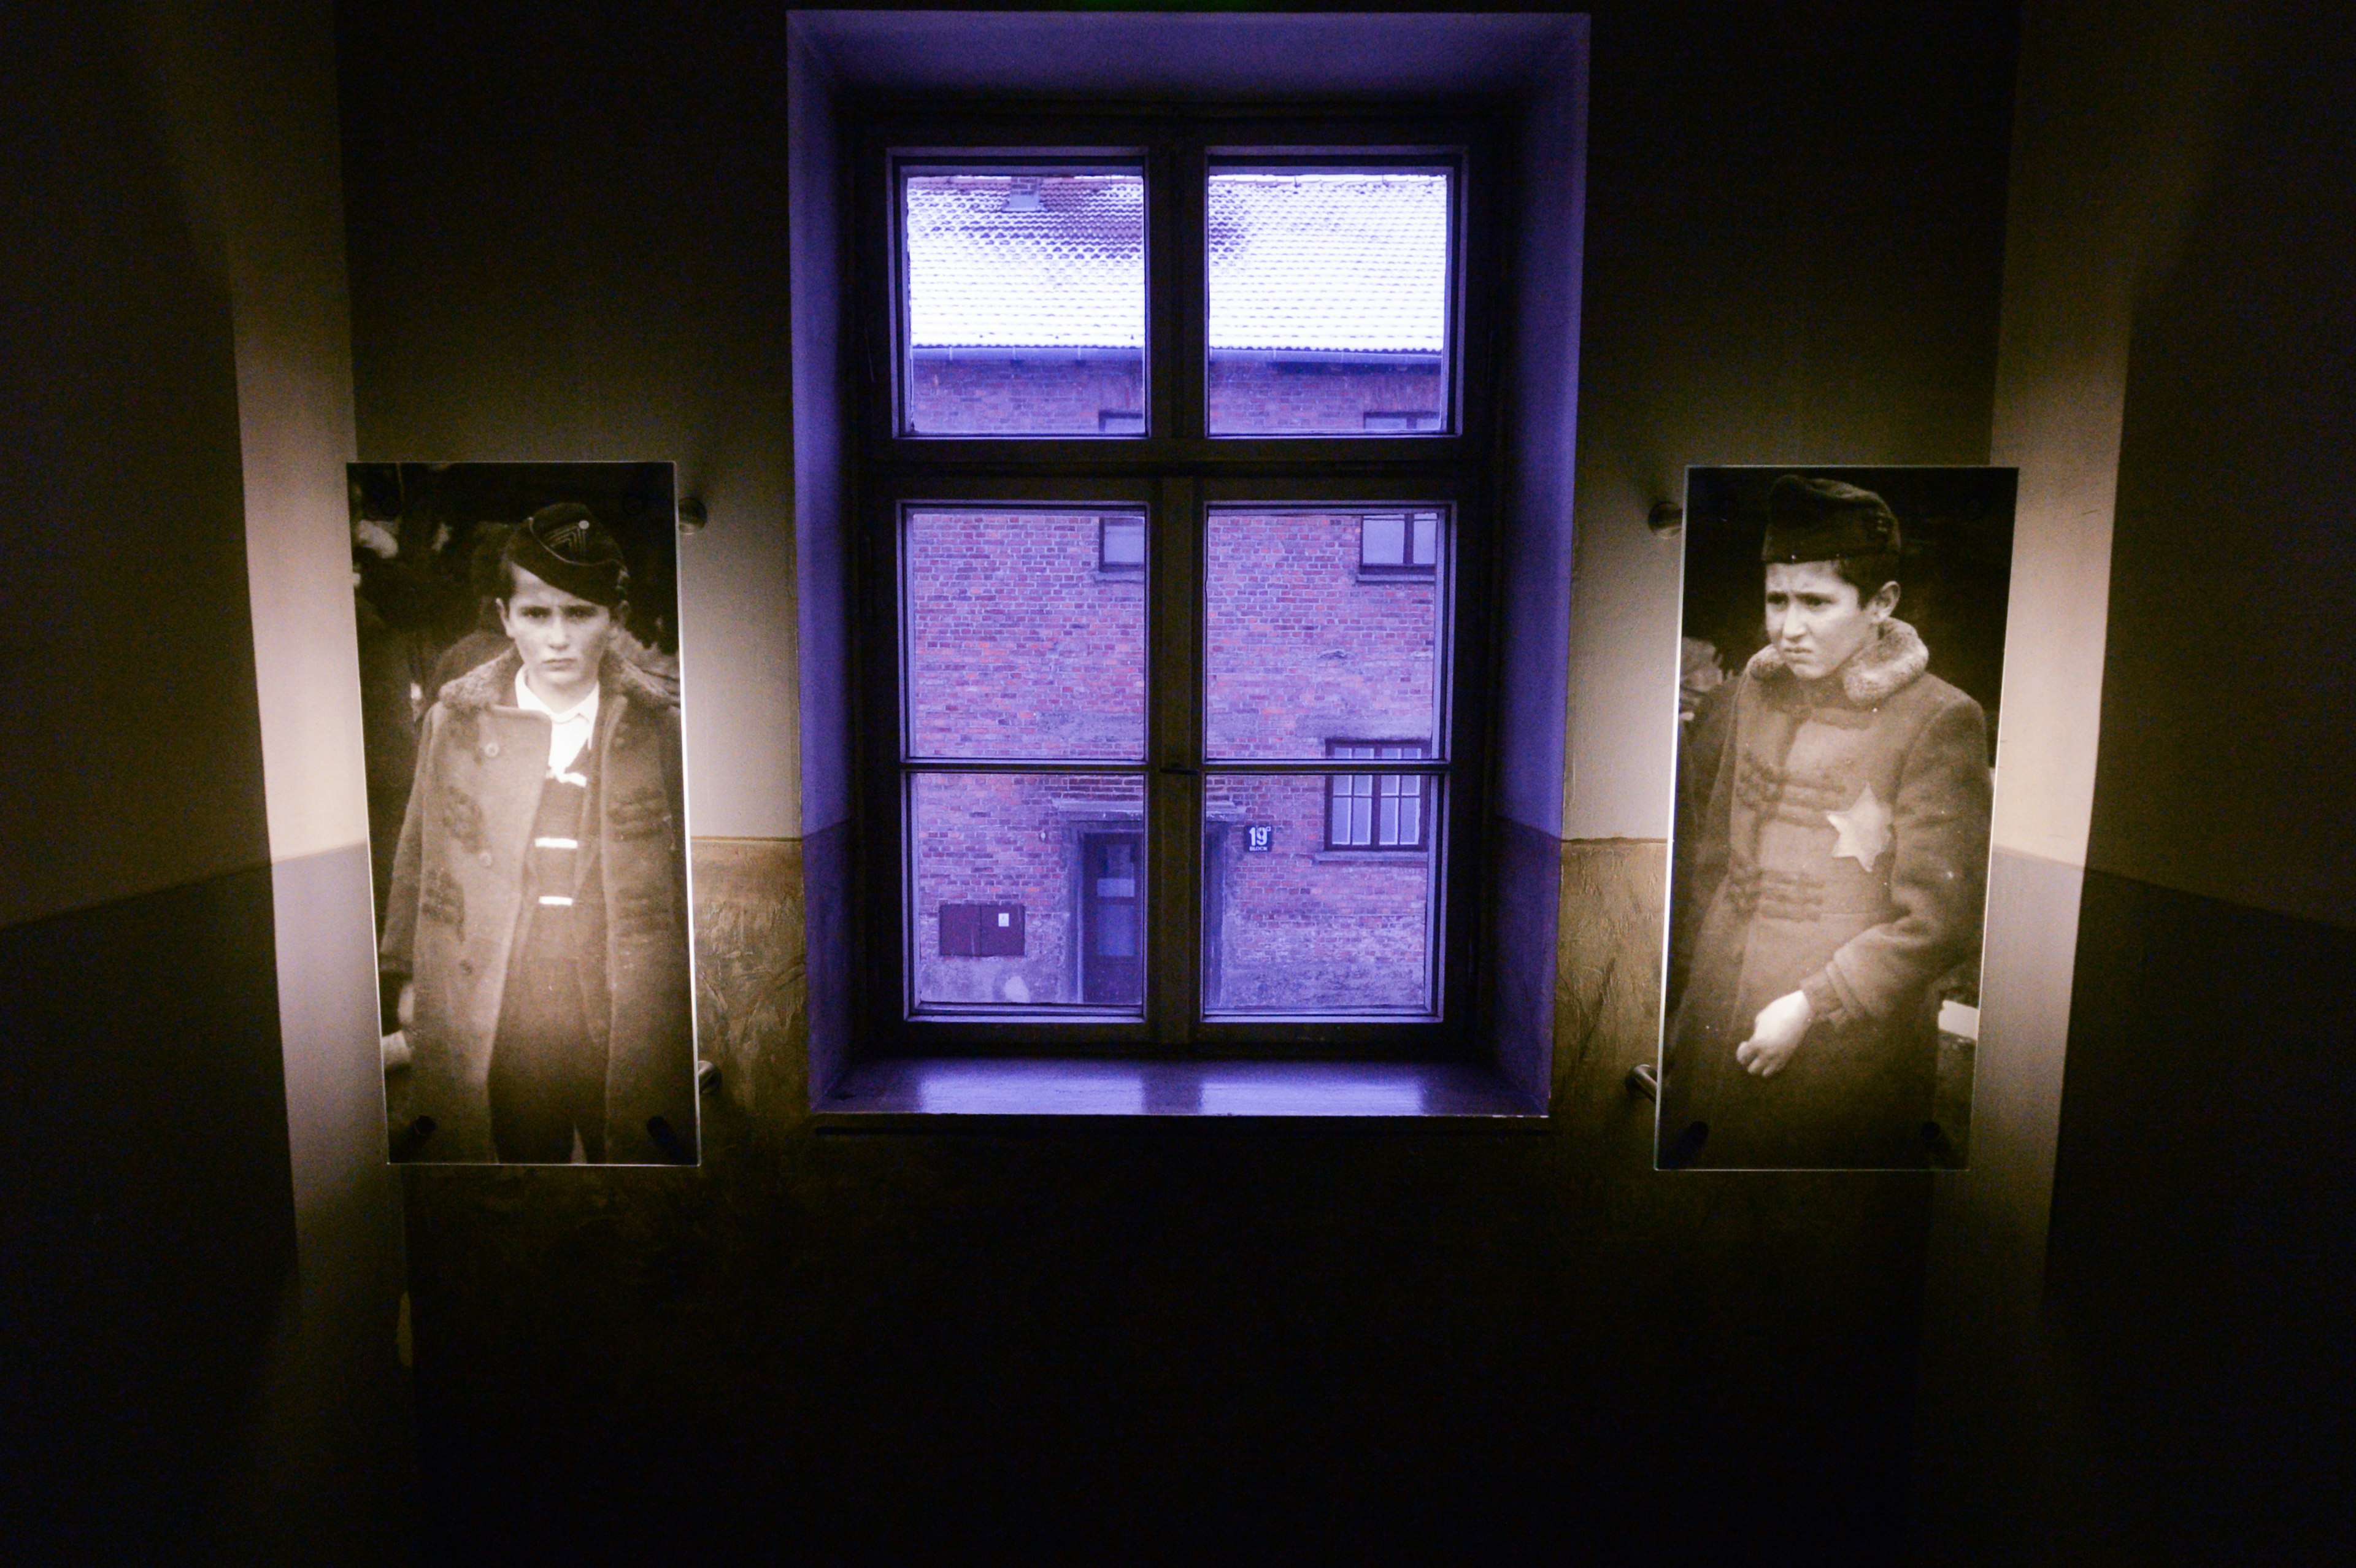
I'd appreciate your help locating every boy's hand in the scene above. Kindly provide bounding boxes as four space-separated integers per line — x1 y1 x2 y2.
1736 990 1814 1077
353 518 399 559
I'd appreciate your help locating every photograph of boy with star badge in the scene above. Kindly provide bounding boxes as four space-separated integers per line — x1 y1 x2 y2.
1659 467 2015 1170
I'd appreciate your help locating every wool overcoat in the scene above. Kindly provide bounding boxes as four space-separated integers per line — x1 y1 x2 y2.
382 648 694 1163
1663 620 1989 1168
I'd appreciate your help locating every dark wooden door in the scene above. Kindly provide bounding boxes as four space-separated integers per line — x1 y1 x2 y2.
1080 833 1143 1006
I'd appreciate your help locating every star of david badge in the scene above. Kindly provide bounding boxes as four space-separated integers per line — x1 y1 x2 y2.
1826 783 1893 871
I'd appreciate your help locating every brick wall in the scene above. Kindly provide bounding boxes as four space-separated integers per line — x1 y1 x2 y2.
1207 357 1445 434
904 445 1442 1014
912 773 1142 1007
907 356 1145 436
1205 509 1438 758
907 510 1145 759
907 355 1444 436
1206 774 1432 1012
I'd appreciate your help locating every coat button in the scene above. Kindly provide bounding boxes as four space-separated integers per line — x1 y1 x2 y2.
479 851 493 866
460 959 474 975
483 742 501 758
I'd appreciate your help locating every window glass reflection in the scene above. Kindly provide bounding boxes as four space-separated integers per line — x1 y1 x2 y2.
903 170 1146 436
1206 170 1452 436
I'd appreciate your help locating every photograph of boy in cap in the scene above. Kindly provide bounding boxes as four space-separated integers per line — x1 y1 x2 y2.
1661 474 1995 1169
379 501 695 1164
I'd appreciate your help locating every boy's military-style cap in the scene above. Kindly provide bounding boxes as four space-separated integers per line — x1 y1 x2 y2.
1761 474 1901 563
507 502 630 606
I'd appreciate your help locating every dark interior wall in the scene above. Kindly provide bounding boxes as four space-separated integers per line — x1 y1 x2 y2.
2046 4 2356 1559
2052 873 2356 1562
1565 0 2019 839
340 4 2018 1560
0 6 269 925
0 875 292 1559
1581 2 2015 471
0 3 296 1556
2081 4 2356 928
338 0 801 842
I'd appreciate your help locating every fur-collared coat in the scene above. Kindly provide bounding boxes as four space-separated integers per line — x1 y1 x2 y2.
382 649 694 1163
1663 619 1990 1168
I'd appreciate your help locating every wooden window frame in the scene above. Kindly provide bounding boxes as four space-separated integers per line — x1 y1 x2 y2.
848 101 1506 1061
1097 515 1147 577
1325 741 1432 851
1355 510 1442 578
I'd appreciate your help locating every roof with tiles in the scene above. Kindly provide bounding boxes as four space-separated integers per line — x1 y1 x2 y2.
904 171 1449 353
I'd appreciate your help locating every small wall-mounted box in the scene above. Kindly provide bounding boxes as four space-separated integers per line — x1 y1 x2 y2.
939 902 1025 958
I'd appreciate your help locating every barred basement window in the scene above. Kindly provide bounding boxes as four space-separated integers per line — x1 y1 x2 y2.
855 102 1499 1050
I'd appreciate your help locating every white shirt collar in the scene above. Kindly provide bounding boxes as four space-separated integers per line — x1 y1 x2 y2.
514 669 600 778
513 669 599 724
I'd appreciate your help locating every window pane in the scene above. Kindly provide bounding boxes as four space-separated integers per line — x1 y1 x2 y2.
1206 169 1451 436
1330 772 1372 847
1325 743 1425 849
903 169 1145 436
905 509 1147 760
1353 510 1441 576
1203 774 1437 1015
910 773 1145 1012
1098 515 1145 571
1204 507 1446 761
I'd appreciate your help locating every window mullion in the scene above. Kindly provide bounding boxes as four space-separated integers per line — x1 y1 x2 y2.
1148 136 1204 1047
1149 472 1201 1047
1169 136 1209 444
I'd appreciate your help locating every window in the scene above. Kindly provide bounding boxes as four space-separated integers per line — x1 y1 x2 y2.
791 11 1585 1110
854 103 1498 1053
1357 510 1441 577
1098 515 1145 575
898 165 1147 437
1204 166 1456 436
1326 743 1430 850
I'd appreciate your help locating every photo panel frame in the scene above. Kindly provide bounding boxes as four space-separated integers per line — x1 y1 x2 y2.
1658 466 2016 1171
350 461 698 1166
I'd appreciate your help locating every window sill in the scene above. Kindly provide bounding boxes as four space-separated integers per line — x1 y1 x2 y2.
1310 848 1431 863
815 1056 1546 1124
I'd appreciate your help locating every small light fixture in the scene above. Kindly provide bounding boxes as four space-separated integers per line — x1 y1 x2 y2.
1003 177 1042 212
678 496 709 535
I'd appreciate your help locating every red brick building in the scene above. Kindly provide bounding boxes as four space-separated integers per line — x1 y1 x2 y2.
901 169 1452 1014
908 507 1442 1014
904 171 1449 437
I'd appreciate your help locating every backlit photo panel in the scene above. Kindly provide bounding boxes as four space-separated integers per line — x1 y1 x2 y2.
352 462 698 1166
1658 467 2016 1171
